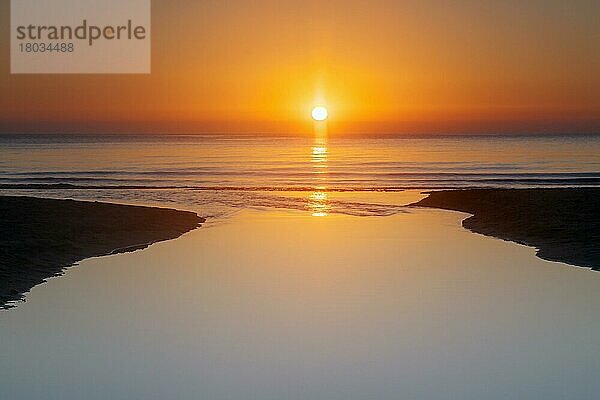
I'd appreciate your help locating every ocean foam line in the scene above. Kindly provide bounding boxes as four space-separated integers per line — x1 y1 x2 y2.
1 180 600 192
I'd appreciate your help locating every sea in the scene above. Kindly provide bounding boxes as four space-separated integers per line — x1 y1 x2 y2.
1 134 599 218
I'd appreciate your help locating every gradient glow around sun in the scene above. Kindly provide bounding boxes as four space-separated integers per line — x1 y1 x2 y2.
311 106 328 121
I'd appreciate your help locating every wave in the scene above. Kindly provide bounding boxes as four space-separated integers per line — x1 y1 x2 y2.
1 177 599 192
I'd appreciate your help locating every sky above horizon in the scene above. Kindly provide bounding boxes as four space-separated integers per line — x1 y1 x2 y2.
0 0 599 135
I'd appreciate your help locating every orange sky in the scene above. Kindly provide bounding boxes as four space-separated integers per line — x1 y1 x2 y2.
1 0 599 135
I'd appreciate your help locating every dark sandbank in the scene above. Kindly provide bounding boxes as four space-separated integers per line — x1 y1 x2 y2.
0 196 204 309
411 188 600 270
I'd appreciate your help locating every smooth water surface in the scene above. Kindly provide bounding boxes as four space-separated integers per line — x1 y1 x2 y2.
1 208 599 400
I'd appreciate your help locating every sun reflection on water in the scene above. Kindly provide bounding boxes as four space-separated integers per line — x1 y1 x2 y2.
309 190 329 217
310 125 329 217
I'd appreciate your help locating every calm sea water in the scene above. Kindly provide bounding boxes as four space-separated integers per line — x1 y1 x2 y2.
1 134 599 217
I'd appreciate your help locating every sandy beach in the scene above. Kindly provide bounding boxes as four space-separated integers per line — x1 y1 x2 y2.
0 196 204 308
412 188 600 270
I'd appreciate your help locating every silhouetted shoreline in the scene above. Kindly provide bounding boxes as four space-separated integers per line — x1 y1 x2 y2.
412 188 600 270
0 196 204 309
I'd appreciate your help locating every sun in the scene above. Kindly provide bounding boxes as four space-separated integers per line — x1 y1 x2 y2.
311 106 328 121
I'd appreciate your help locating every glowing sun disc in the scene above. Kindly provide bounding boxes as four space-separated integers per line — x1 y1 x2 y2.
311 106 328 121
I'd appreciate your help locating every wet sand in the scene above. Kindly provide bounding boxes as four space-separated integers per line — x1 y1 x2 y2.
412 188 600 270
0 196 204 308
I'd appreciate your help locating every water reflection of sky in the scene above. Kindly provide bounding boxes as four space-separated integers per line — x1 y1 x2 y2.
2 209 599 400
